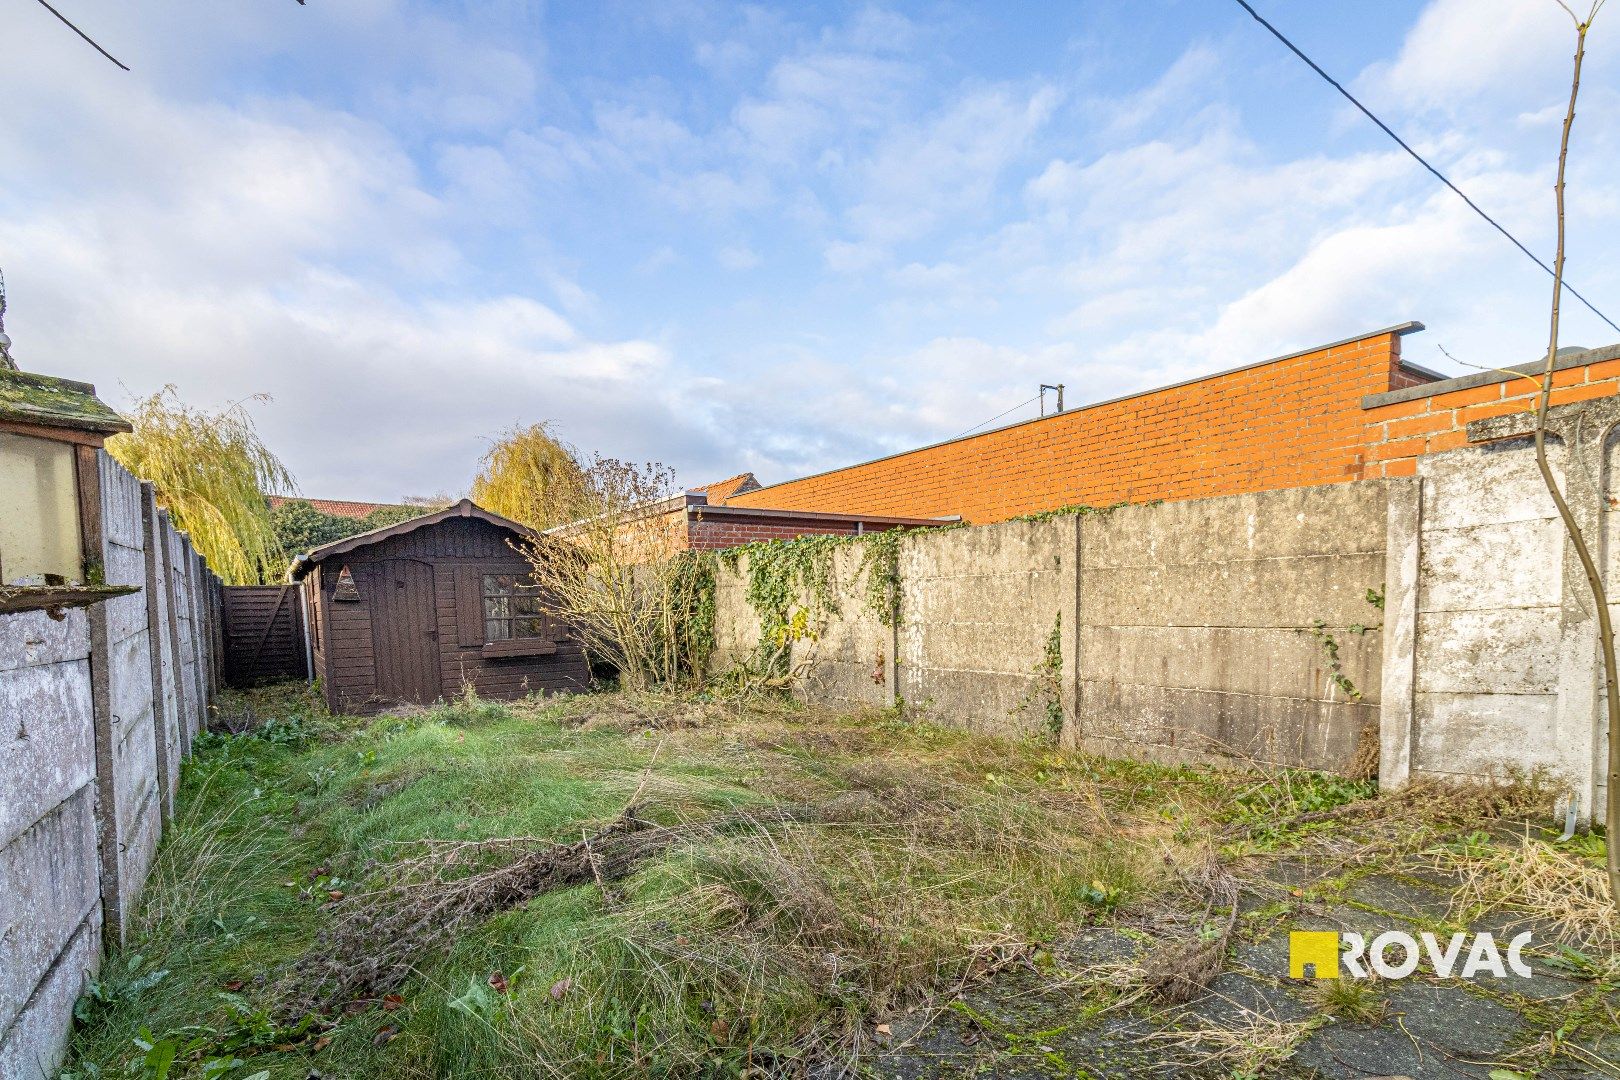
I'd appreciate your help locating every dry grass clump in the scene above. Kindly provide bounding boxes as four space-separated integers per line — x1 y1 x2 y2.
1439 836 1616 958
1138 995 1320 1075
1135 854 1240 1005
544 779 1143 1069
1224 774 1554 865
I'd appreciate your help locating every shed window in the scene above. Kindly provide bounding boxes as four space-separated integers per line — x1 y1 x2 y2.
482 574 548 640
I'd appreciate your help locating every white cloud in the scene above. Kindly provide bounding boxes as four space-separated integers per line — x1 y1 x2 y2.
4 0 1618 505
1361 0 1575 116
823 239 886 273
717 244 761 270
838 84 1062 250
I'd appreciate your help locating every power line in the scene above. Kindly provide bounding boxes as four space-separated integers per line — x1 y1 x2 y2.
1232 0 1620 336
32 0 129 70
955 393 1042 440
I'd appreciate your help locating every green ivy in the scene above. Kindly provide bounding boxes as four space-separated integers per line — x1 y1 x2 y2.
668 549 721 680
1041 612 1064 735
1305 588 1386 703
1007 502 1126 524
716 524 957 678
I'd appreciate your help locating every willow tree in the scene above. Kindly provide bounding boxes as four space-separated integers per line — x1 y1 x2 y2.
107 387 295 584
471 422 585 530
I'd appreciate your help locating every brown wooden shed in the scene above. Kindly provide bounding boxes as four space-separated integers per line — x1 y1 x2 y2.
291 499 588 714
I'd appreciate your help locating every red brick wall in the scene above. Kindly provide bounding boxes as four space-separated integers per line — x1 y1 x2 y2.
686 517 901 550
727 329 1417 523
1362 354 1620 476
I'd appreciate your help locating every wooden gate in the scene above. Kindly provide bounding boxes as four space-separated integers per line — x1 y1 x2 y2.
222 584 310 687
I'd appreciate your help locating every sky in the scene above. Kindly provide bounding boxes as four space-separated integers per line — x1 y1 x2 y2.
2 0 1618 502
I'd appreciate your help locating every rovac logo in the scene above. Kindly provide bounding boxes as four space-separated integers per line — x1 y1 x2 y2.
1289 930 1534 980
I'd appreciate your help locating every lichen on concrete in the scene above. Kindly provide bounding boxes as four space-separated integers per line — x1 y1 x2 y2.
0 369 130 434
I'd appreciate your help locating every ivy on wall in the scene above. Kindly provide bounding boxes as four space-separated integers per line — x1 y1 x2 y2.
1007 501 1127 524
1306 587 1387 703
712 524 959 681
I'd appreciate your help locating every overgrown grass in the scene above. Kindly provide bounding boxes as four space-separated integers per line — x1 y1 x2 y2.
63 684 1412 1079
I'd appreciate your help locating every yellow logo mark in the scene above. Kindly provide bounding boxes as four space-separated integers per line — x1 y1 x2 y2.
1289 931 1340 979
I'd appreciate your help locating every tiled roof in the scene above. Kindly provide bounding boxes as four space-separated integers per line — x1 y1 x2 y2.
690 472 762 504
267 495 409 521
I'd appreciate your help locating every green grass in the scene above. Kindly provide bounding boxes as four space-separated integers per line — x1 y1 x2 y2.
61 684 1388 1079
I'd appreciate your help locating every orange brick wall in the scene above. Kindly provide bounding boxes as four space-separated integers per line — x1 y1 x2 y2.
1362 355 1620 476
728 329 1417 523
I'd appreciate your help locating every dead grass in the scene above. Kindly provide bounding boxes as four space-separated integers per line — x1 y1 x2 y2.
1438 834 1617 958
1137 993 1323 1075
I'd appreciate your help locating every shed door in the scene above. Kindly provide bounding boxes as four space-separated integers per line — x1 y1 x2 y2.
364 559 441 705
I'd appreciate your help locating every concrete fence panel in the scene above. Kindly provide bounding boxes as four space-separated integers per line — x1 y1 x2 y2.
0 452 222 1080
1076 481 1390 771
897 517 1076 737
710 542 894 710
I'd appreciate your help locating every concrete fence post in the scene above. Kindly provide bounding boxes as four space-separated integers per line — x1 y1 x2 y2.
1379 476 1422 790
139 483 174 825
1059 514 1082 750
76 445 126 944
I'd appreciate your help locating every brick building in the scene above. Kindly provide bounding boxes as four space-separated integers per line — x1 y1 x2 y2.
649 478 955 551
724 323 1446 523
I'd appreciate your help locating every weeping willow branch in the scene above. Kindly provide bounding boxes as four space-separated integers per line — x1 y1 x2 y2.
107 386 295 585
471 422 587 531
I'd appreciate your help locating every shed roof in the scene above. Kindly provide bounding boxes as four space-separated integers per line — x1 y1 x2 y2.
290 498 536 579
0 368 131 436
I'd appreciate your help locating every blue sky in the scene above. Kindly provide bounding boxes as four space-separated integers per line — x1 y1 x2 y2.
3 0 1617 500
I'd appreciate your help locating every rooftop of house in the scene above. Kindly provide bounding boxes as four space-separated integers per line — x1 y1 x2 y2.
687 472 763 504
267 495 414 521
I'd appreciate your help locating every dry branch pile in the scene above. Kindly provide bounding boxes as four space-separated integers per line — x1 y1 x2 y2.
286 802 835 1013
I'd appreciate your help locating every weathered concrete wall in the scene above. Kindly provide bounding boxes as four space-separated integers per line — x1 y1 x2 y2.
898 518 1076 737
1076 482 1388 770
1382 442 1565 789
98 457 161 936
0 453 221 1080
710 483 1388 760
1379 396 1616 822
0 609 101 1080
707 400 1620 825
711 543 893 709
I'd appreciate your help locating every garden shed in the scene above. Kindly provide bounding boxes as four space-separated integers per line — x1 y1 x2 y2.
290 499 588 714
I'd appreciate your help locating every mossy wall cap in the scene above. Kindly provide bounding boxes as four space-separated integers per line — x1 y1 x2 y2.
0 367 132 435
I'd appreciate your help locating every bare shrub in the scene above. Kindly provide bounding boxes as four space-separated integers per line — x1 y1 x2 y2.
521 455 714 691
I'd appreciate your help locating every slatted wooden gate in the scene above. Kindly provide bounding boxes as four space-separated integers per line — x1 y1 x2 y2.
222 583 310 687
